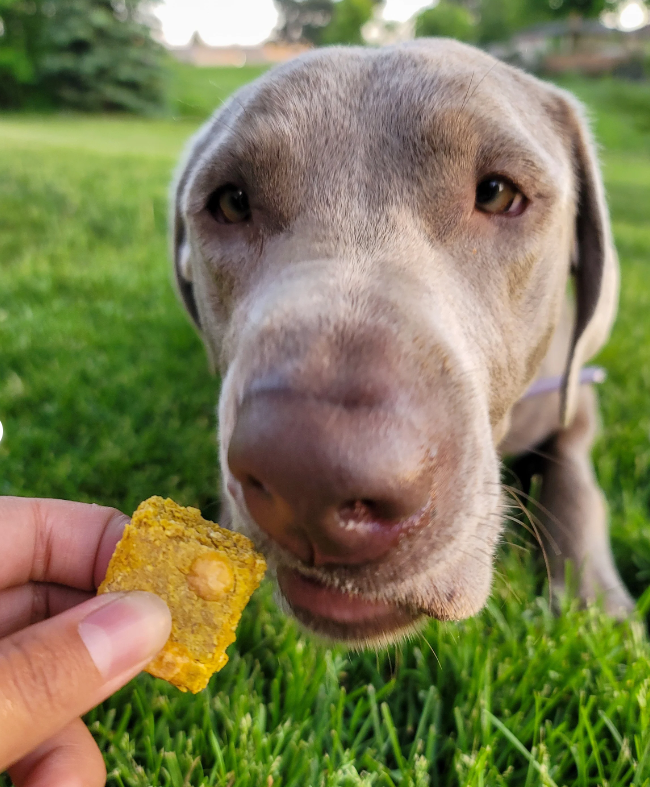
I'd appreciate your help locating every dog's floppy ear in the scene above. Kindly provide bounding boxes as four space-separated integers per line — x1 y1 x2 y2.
558 94 619 427
173 195 201 330
171 115 223 332
171 89 255 335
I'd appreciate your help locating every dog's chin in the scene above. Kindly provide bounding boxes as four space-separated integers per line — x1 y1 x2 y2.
276 566 427 647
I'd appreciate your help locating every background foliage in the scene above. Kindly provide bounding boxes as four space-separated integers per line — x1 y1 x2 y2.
0 0 164 111
413 0 624 45
274 0 630 47
415 2 477 43
273 0 381 45
2 0 649 111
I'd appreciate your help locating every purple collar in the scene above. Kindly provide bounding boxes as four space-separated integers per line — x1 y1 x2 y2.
521 366 606 400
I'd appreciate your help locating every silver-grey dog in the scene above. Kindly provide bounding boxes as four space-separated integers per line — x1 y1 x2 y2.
172 38 634 647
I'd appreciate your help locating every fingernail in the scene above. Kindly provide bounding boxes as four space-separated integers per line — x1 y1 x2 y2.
78 591 171 680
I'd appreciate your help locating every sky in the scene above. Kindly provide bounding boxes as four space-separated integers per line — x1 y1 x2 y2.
154 0 433 47
619 0 647 27
153 0 649 47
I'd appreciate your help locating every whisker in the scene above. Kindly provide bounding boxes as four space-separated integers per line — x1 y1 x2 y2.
503 487 561 550
457 71 475 121
518 446 566 468
500 488 555 601
468 62 500 103
502 484 570 537
502 513 543 543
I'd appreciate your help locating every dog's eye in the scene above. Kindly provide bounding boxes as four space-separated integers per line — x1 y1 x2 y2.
206 185 251 224
475 177 525 216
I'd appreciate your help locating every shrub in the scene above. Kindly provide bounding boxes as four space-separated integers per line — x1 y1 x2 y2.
0 0 165 112
415 2 477 43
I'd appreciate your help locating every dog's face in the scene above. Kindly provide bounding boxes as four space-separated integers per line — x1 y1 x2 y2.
173 40 617 646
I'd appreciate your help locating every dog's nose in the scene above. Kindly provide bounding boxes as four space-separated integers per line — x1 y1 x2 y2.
227 389 430 566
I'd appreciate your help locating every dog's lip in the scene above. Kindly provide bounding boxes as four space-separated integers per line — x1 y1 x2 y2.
277 566 418 629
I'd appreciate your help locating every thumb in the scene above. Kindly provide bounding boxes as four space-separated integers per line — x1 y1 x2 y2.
0 591 171 770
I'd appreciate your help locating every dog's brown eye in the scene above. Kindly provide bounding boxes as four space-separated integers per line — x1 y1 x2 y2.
475 177 525 216
206 185 251 224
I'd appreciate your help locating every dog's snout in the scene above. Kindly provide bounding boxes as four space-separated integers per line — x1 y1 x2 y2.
227 389 430 566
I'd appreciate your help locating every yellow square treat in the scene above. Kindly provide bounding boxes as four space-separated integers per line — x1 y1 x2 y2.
98 496 266 693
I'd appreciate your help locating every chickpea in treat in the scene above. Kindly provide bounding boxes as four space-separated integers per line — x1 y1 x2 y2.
99 496 266 693
187 553 236 601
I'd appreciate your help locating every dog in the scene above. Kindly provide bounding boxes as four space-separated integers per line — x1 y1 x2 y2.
171 38 634 647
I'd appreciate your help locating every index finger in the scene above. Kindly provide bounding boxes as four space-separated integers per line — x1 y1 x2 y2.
0 497 128 593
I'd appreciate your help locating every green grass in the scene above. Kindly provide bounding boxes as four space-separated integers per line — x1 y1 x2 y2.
2 71 650 785
166 62 269 119
555 75 650 156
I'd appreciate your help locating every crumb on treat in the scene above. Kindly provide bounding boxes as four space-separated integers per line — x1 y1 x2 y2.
98 496 266 693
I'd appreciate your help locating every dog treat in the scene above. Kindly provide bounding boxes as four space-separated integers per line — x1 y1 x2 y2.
98 496 266 693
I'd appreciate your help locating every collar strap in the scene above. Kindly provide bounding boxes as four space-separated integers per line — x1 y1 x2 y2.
521 365 606 400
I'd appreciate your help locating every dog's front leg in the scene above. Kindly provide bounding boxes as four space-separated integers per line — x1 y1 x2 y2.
534 386 634 617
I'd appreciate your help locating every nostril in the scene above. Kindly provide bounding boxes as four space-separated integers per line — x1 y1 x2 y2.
246 475 272 497
339 499 383 524
339 494 419 525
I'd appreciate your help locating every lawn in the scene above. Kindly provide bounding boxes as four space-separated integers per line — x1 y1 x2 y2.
1 67 650 786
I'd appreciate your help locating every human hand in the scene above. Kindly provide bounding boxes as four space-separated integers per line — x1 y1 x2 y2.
0 496 172 786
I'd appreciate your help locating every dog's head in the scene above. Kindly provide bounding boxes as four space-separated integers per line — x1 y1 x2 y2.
171 40 618 646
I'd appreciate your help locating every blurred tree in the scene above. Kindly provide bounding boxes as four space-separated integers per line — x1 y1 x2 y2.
415 1 477 41
545 0 617 16
0 0 164 111
273 0 334 43
476 0 553 44
0 0 48 107
319 0 378 44
415 0 626 45
39 0 165 111
274 0 380 45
